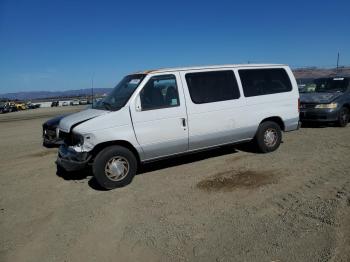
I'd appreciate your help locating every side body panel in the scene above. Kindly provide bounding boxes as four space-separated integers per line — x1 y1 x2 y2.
72 107 144 157
179 66 299 151
234 66 299 132
179 68 251 151
129 72 189 160
337 87 350 109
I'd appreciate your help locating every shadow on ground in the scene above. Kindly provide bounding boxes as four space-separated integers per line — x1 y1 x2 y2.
138 145 241 174
56 167 107 191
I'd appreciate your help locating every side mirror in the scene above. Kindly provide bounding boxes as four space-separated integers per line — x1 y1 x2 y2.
135 95 142 112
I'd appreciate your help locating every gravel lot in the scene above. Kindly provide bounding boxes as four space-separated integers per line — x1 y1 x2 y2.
0 106 349 262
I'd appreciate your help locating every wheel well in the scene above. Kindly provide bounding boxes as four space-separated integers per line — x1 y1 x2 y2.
260 117 285 131
91 140 141 164
343 103 350 110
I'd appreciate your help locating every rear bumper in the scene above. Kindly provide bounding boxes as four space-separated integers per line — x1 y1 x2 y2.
56 145 91 172
299 109 339 122
284 117 300 132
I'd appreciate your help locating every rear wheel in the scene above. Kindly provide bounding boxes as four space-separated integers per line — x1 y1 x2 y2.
92 146 137 189
254 121 282 153
337 107 349 127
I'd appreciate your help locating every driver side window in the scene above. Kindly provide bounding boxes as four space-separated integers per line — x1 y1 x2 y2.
140 74 180 111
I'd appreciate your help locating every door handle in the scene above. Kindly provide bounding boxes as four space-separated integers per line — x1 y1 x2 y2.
181 118 186 127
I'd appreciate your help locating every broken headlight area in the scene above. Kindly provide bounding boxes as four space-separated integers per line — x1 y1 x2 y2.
58 130 84 146
57 145 92 171
58 145 90 162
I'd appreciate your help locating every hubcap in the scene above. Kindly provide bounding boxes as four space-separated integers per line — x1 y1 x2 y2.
105 156 130 181
264 128 278 147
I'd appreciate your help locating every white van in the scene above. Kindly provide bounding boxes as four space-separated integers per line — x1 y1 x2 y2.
56 64 299 189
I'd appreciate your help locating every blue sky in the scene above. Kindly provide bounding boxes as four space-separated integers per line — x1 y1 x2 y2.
0 0 349 93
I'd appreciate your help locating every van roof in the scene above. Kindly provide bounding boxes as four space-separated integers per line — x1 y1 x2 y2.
133 64 287 74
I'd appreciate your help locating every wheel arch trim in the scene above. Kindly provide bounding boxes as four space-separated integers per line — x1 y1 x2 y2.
259 116 285 131
91 140 142 164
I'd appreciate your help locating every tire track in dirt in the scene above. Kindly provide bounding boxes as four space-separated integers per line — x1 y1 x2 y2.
269 171 350 261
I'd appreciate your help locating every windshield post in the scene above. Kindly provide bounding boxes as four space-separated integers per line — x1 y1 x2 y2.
94 74 146 111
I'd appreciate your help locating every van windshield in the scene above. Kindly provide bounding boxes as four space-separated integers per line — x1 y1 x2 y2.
94 74 146 111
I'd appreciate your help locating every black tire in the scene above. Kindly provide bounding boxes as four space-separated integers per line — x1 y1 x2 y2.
92 146 137 189
254 121 282 153
337 107 349 127
56 164 67 177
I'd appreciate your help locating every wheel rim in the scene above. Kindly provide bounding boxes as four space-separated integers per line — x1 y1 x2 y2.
264 128 278 147
104 156 130 181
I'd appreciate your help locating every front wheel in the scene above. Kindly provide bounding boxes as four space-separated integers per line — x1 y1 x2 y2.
92 146 137 189
337 107 349 127
254 121 282 153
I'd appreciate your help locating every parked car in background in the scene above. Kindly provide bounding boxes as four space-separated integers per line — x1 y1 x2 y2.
0 102 17 113
0 102 7 113
299 77 350 127
15 103 27 110
27 103 40 109
79 99 88 105
51 101 59 107
55 64 300 189
42 114 69 147
70 99 79 106
62 101 69 106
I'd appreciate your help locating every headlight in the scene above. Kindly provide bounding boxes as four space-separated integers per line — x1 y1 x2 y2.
72 133 84 146
314 103 338 109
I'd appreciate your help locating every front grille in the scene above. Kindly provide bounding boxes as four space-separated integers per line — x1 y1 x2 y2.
300 103 316 109
58 130 69 139
43 125 57 139
45 129 56 139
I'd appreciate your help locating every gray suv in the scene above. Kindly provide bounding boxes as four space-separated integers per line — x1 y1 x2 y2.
299 77 350 127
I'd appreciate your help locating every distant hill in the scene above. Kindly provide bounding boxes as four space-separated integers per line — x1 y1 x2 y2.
1 66 350 100
293 66 350 80
0 88 112 100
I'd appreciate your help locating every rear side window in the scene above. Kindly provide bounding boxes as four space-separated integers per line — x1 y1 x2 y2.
185 70 240 104
238 68 292 97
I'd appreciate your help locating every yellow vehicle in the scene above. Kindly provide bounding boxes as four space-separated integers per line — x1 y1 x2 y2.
15 103 27 110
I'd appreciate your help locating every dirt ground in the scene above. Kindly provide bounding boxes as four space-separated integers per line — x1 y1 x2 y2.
0 106 349 262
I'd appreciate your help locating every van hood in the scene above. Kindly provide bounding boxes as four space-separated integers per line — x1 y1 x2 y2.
300 92 342 103
44 114 69 127
58 109 109 132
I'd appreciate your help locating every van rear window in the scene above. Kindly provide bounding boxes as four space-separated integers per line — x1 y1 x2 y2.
185 70 240 104
238 68 292 97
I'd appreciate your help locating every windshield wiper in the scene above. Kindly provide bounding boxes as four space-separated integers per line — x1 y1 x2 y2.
101 101 123 111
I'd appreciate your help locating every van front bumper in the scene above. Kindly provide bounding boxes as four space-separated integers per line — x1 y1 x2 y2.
56 145 91 172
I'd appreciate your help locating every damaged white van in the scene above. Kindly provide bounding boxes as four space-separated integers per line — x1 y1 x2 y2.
56 64 299 189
